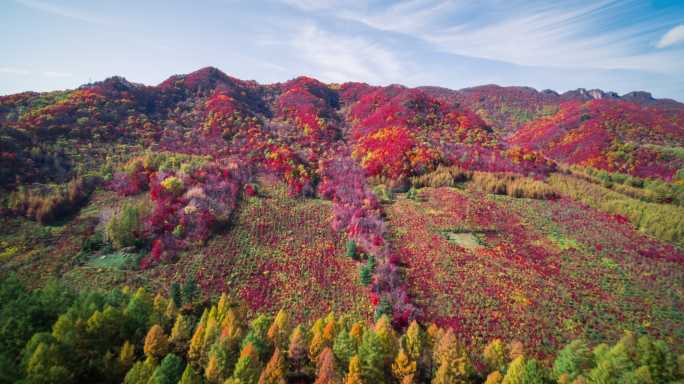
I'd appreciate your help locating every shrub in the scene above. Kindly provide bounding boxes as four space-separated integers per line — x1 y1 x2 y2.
6 177 98 224
410 165 471 188
346 240 357 259
372 184 394 203
105 202 146 249
360 264 372 286
470 172 557 200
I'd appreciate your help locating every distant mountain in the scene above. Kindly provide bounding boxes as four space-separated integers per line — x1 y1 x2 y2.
421 84 684 136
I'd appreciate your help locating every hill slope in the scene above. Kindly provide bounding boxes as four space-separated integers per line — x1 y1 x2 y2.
1 67 684 361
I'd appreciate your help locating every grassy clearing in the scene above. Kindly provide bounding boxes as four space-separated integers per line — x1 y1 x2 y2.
470 172 558 199
549 174 684 247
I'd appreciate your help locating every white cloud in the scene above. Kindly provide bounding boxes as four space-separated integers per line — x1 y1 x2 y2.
13 0 106 24
0 67 30 75
657 24 684 48
42 71 72 78
334 1 683 73
280 0 359 12
290 23 405 83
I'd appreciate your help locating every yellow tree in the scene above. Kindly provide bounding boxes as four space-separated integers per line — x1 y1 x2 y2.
483 339 506 373
144 324 169 359
220 308 242 341
267 309 290 351
152 293 168 327
431 329 470 384
119 340 136 371
374 315 398 361
392 348 416 383
344 355 365 384
485 371 504 384
309 318 327 361
205 353 222 384
169 313 193 352
404 320 423 362
188 311 208 363
164 299 178 323
501 356 525 384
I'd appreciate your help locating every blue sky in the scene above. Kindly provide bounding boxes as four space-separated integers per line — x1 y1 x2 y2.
1 0 684 100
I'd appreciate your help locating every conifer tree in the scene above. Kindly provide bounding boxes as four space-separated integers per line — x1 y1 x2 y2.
124 356 157 384
501 356 525 384
204 311 220 359
221 308 243 341
267 309 290 351
357 330 389 384
359 265 372 286
169 282 182 308
322 316 337 345
392 348 416 383
25 342 73 384
333 329 357 371
552 339 593 382
508 340 524 361
182 277 198 304
258 348 287 384
148 353 184 384
520 358 546 384
346 240 357 259
314 347 339 384
404 320 423 362
349 322 364 345
243 314 274 362
309 318 327 362
188 322 206 363
374 315 398 361
431 329 470 384
152 293 168 327
164 299 178 323
637 336 678 383
232 342 263 384
144 324 169 359
205 352 222 383
206 332 242 383
484 371 503 384
119 340 136 371
344 355 365 384
169 313 193 352
52 313 78 346
623 365 654 384
288 325 309 373
483 338 507 373
125 288 153 335
178 364 201 384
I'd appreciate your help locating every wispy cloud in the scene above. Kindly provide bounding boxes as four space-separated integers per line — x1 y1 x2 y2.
42 71 72 78
13 0 106 24
657 24 684 48
280 0 340 11
290 23 405 83
0 67 30 75
324 1 683 73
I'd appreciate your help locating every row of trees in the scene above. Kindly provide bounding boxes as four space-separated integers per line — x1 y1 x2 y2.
4 176 98 224
2 276 682 384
